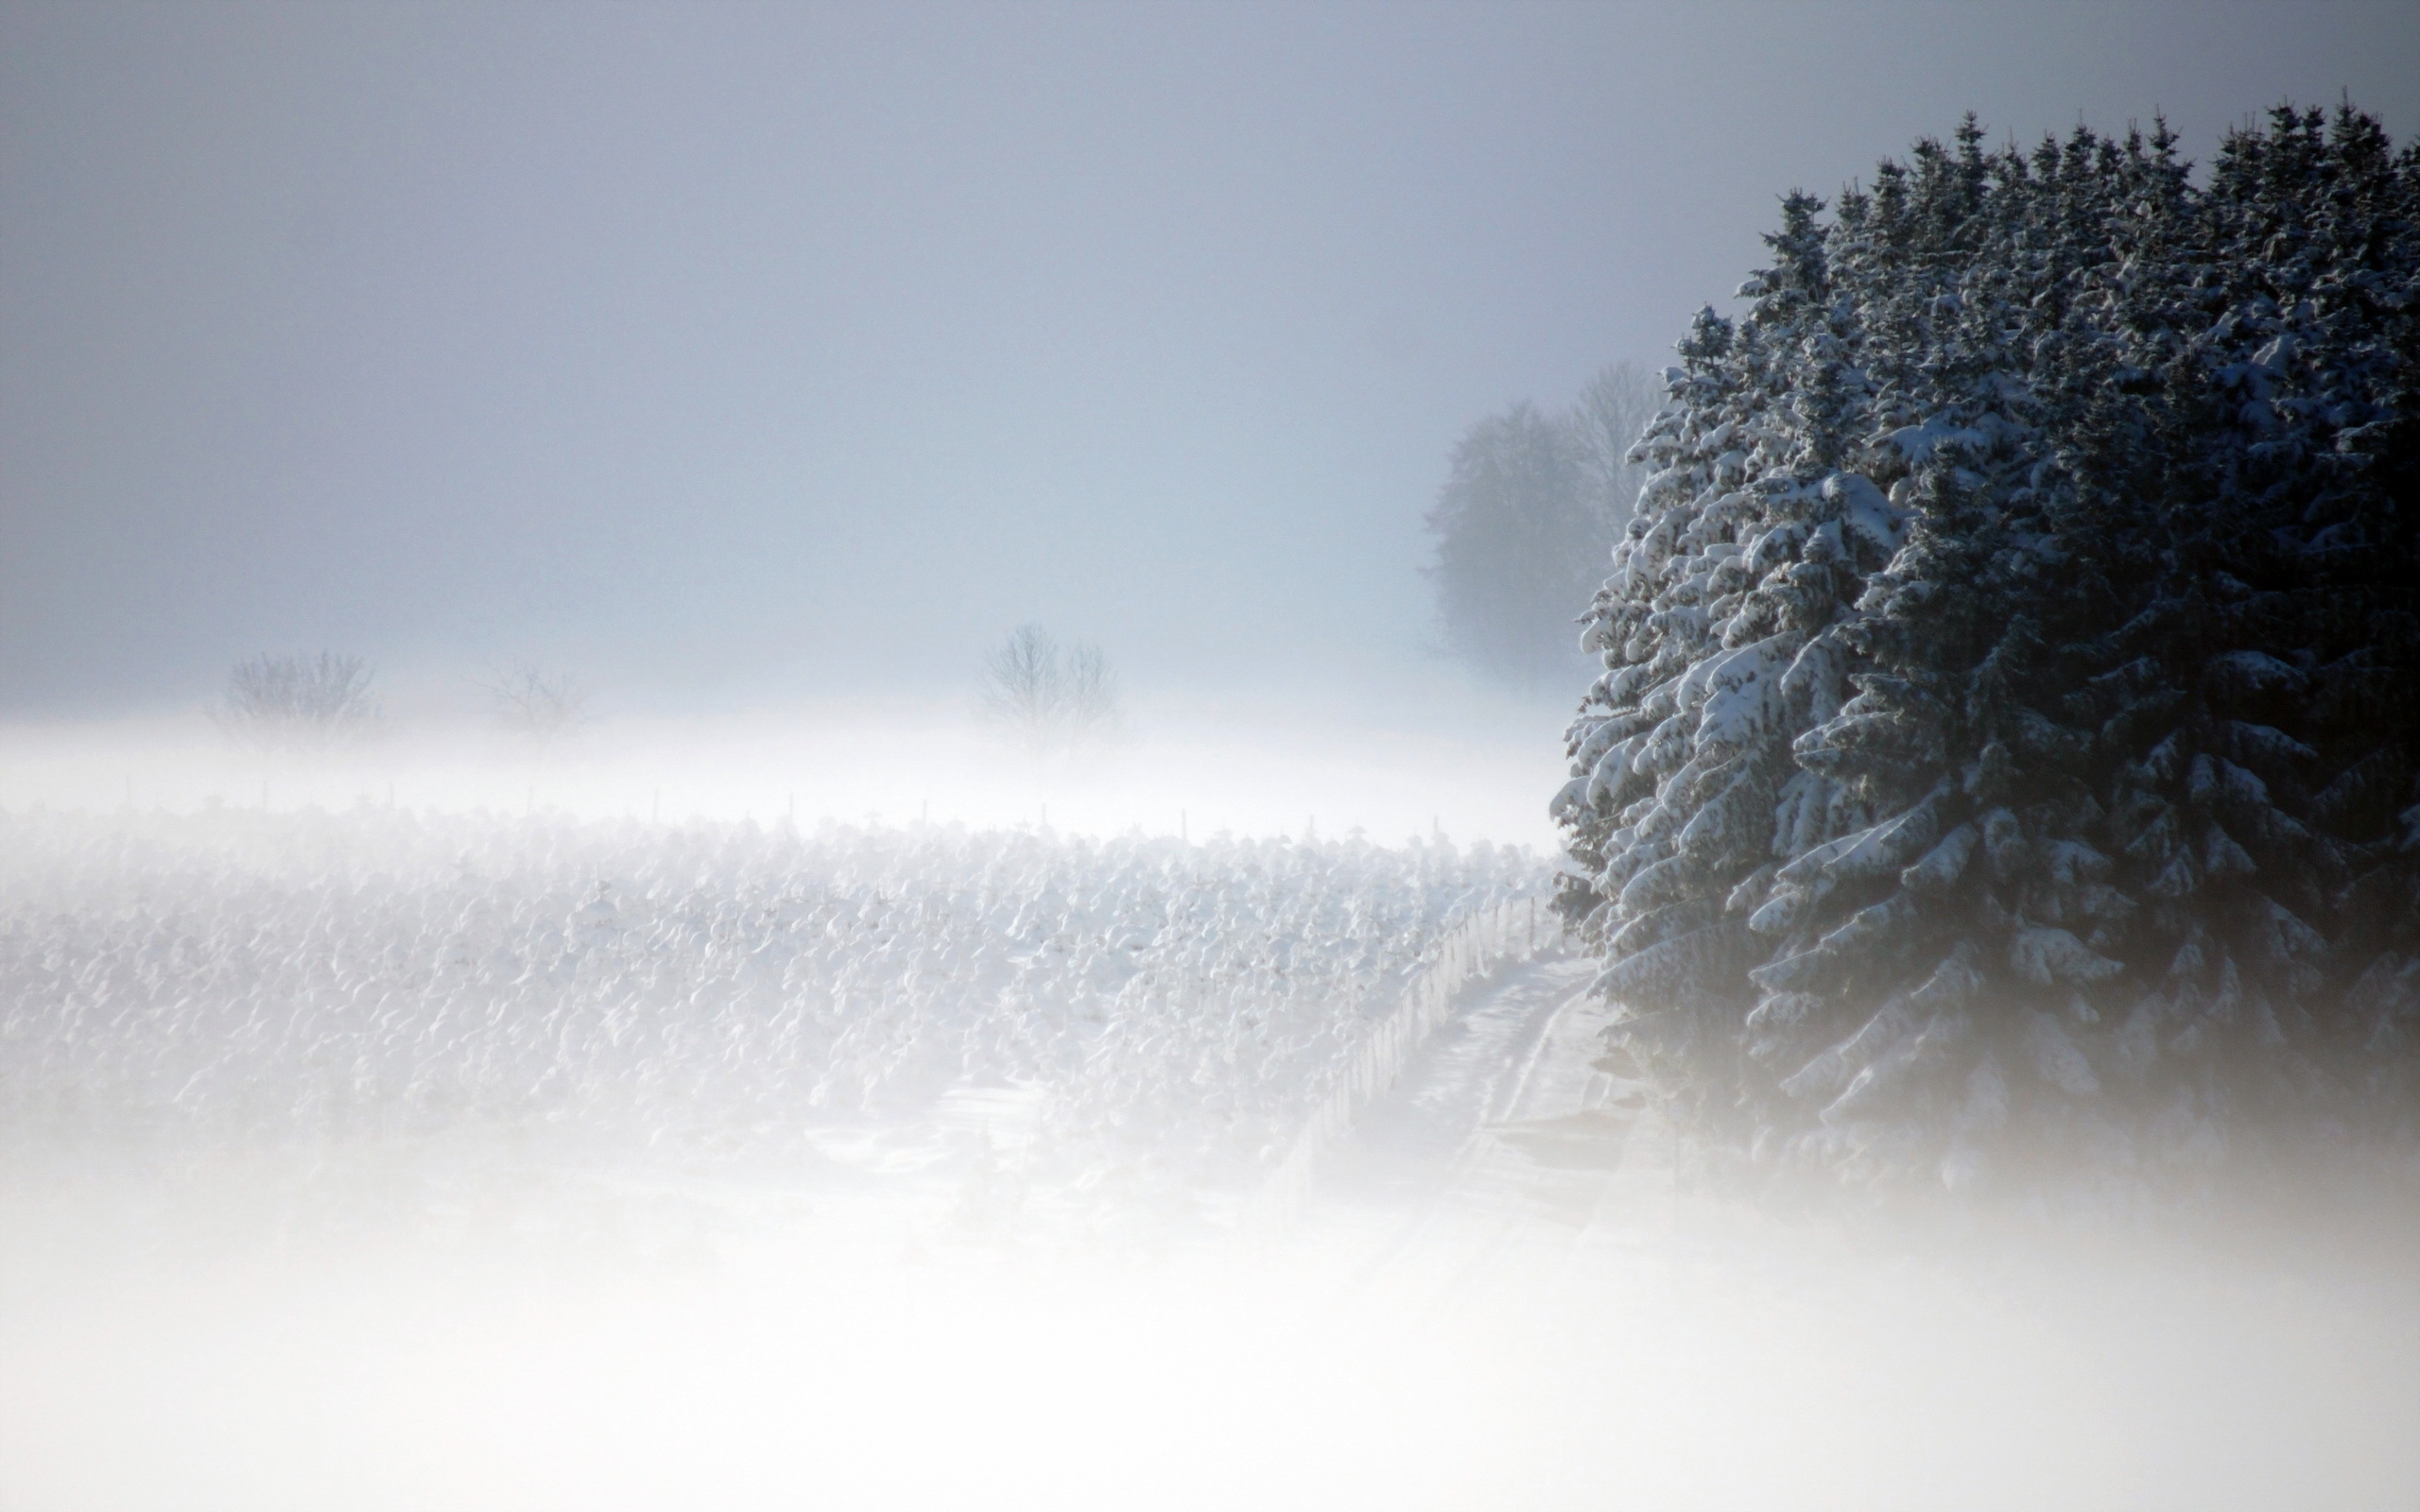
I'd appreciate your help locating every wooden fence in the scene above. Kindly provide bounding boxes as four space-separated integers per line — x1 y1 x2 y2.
1252 891 1564 1223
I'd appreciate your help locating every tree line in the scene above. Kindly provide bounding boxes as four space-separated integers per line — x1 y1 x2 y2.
212 628 1119 769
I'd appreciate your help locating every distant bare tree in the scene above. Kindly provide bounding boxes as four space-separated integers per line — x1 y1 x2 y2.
214 652 381 752
475 662 596 746
981 625 1121 765
1568 360 1665 536
984 624 1059 741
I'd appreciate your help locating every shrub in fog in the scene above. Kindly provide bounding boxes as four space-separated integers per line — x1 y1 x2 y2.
212 651 381 752
475 662 596 746
1556 106 2420 1196
981 624 1121 766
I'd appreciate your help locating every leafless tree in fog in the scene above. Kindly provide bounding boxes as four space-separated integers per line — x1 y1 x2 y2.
981 624 1121 766
474 662 596 746
213 651 381 751
1569 360 1664 538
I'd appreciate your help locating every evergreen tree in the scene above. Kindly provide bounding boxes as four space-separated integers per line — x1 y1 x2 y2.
1558 106 2420 1197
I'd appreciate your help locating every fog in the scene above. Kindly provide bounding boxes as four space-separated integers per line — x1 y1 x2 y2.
8 5 2420 1508
0 687 1572 848
5 1 2415 712
12 1163 2416 1511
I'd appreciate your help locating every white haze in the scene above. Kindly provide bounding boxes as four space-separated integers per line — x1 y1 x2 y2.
0 690 1571 850
7 2 2419 1505
9 1109 2417 1511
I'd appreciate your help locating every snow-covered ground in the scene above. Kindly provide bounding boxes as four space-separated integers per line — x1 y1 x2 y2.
5 805 2416 1510
0 805 1550 1220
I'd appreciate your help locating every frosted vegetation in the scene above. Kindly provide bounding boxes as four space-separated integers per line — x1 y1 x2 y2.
0 804 1547 1206
1559 105 2420 1199
211 651 382 753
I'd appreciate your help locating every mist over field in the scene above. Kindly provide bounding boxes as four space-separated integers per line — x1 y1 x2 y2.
7 3 2420 1508
0 686 1572 850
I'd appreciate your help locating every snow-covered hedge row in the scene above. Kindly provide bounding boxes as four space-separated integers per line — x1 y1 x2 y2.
0 807 1547 1189
1559 106 2420 1195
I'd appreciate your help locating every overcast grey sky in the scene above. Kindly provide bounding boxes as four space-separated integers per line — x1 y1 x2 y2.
4 0 2414 713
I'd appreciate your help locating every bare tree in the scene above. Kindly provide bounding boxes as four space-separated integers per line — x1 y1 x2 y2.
1061 641 1119 740
214 652 381 752
474 662 596 746
983 625 1060 746
981 625 1122 766
1568 360 1665 536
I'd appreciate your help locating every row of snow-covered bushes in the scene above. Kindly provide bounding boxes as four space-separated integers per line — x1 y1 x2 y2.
0 806 1546 1191
1559 105 2420 1196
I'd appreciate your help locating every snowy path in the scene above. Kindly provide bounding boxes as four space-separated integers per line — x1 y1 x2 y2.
1317 953 1616 1203
1298 952 1704 1309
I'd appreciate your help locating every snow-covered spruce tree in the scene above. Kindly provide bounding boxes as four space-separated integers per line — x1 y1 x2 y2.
1557 108 2420 1197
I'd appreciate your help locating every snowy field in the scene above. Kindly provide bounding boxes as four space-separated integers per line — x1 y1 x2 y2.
3 759 2415 1509
0 800 1549 1218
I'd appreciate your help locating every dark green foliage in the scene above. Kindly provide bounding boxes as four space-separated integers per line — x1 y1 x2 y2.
1558 106 2420 1196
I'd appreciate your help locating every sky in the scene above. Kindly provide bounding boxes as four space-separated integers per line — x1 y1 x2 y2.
4 0 2415 714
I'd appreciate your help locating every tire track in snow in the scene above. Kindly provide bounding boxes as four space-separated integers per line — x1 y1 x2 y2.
1305 953 1682 1306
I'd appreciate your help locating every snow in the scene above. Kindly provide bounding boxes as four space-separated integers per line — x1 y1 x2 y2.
0 805 1552 1213
1823 472 1908 557
1 799 2415 1510
2008 926 2123 988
